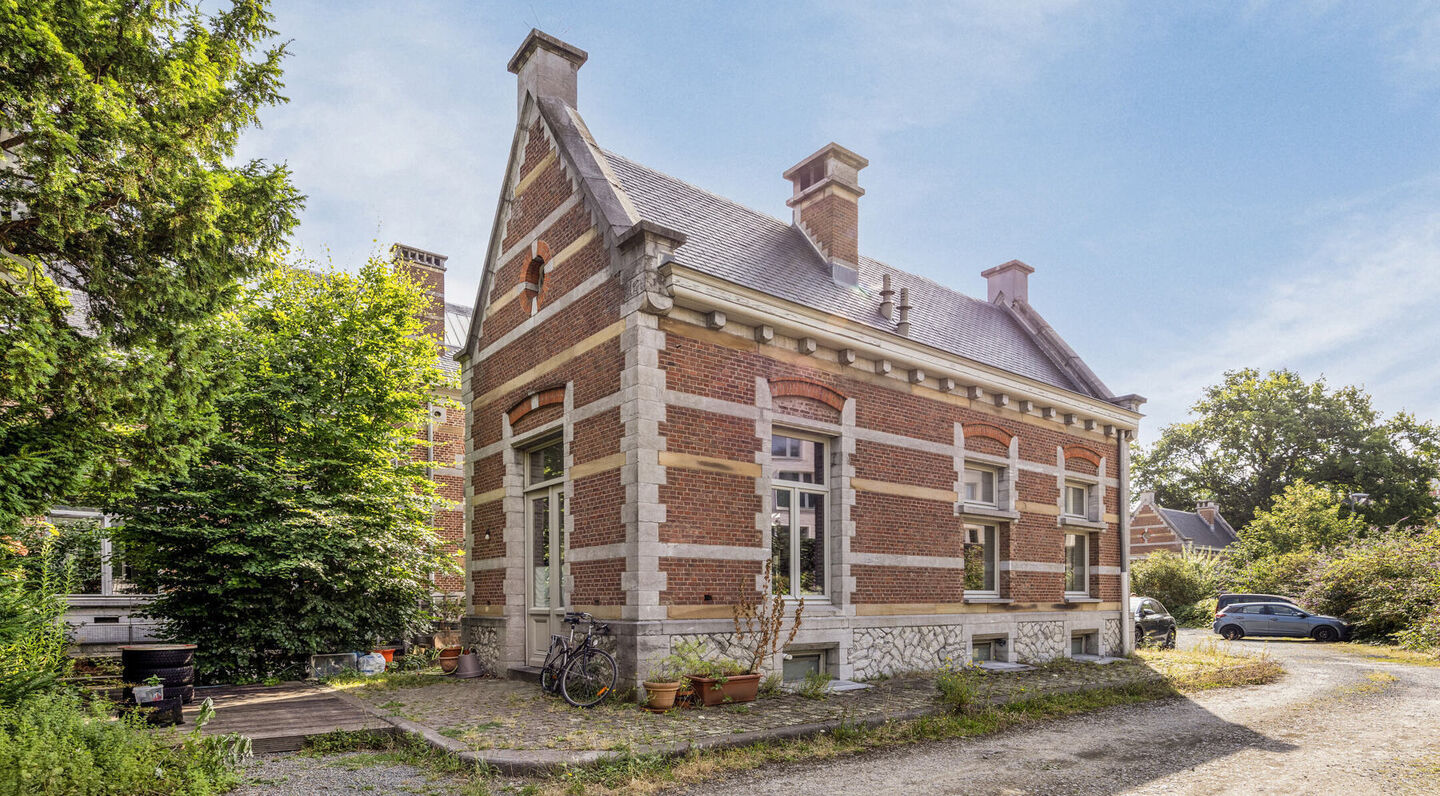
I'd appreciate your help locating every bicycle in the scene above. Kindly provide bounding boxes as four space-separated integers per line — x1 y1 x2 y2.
538 611 618 708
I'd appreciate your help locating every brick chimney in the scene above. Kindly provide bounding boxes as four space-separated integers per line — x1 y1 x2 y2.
982 259 1034 304
784 143 868 286
507 29 588 113
392 243 447 340
1196 500 1218 528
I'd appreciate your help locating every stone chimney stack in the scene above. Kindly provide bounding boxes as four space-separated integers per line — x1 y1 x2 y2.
784 143 868 286
392 243 447 340
507 29 588 113
1196 500 1218 529
981 259 1034 304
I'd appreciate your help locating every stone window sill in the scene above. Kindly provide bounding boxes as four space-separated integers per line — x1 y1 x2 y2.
958 504 1020 522
1059 517 1108 531
1064 596 1101 604
963 596 1012 604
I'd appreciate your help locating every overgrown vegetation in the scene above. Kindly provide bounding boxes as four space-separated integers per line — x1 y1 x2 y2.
1129 548 1221 626
0 691 249 795
114 262 458 682
0 523 72 705
1136 481 1440 655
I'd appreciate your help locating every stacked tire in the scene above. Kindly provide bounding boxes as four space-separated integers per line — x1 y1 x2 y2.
121 644 197 705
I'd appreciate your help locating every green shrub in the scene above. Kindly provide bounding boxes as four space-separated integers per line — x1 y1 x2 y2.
1222 550 1319 597
796 670 834 699
1173 597 1218 628
0 691 247 795
936 669 986 715
0 527 74 705
1300 528 1440 642
1131 548 1219 616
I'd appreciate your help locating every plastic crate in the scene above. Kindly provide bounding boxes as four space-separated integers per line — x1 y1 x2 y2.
308 652 358 679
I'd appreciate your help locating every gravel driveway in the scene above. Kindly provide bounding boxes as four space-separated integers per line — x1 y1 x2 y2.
677 630 1440 796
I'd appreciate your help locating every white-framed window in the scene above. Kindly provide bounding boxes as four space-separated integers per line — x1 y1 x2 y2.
782 649 827 682
1064 481 1090 519
964 523 999 597
771 431 829 598
1064 532 1089 597
963 466 997 506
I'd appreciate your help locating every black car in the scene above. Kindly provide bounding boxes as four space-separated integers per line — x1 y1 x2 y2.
1131 596 1177 648
1216 593 1300 612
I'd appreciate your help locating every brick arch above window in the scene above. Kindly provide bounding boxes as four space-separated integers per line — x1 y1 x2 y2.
506 386 566 426
522 239 552 314
962 422 1013 448
768 378 847 412
1063 445 1103 468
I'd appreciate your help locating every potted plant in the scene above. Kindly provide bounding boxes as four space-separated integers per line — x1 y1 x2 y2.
642 656 685 711
673 562 806 707
437 645 464 674
430 595 465 648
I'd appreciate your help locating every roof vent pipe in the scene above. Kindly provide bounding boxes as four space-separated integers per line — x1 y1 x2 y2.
879 274 895 320
897 287 912 335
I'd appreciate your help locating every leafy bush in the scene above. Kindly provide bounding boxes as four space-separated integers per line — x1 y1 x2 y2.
0 691 247 795
1222 550 1319 597
1300 528 1440 642
0 525 73 705
1131 549 1220 619
114 263 457 682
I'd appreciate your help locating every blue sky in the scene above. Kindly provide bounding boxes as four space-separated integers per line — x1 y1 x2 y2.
235 1 1440 438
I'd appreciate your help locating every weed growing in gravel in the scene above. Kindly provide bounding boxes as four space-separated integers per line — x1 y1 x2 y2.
796 670 835 699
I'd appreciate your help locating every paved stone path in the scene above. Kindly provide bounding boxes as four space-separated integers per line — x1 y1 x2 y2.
341 659 1169 754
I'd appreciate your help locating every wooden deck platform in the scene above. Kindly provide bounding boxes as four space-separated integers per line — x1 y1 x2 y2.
176 682 392 753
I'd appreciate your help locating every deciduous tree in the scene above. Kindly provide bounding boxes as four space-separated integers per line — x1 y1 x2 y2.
114 262 456 681
1133 369 1439 529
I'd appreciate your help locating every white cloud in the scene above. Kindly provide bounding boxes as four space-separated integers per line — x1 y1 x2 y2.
1121 179 1440 438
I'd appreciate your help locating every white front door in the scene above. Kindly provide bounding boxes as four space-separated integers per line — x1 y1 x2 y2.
525 481 567 665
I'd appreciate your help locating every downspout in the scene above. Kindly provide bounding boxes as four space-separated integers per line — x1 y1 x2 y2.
1118 429 1133 655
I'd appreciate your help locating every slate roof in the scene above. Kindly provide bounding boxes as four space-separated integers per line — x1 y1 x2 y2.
601 150 1091 396
1159 507 1238 551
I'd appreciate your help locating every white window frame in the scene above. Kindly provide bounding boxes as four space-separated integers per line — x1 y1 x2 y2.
1064 532 1090 598
770 428 831 600
963 523 1000 598
963 465 998 507
1064 481 1091 520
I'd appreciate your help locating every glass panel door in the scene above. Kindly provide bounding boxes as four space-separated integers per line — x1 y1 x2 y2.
526 485 567 664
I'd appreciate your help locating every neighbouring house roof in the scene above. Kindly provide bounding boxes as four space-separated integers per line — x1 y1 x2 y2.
1157 507 1239 551
440 302 471 377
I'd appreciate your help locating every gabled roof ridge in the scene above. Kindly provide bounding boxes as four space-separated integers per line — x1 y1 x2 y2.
599 149 801 239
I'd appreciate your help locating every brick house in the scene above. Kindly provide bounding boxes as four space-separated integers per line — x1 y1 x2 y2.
459 30 1145 685
1129 492 1238 559
392 244 471 596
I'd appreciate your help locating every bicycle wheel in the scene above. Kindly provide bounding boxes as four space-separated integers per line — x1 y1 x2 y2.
540 639 565 694
560 648 617 708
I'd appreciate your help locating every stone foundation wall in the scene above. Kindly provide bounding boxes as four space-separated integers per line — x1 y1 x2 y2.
1103 619 1122 656
1015 620 1066 663
461 616 504 676
851 624 966 680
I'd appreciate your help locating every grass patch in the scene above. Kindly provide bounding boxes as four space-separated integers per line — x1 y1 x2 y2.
1136 639 1284 691
320 669 448 693
301 730 494 781
1333 642 1440 668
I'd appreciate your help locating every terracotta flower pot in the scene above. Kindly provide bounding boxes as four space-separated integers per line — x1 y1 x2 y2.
437 646 463 674
643 680 682 710
687 673 761 706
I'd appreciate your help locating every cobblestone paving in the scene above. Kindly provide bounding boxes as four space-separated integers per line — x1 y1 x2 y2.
345 661 1164 753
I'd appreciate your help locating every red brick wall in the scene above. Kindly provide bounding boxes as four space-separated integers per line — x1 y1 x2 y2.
798 192 859 264
1130 504 1183 558
656 322 1126 607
